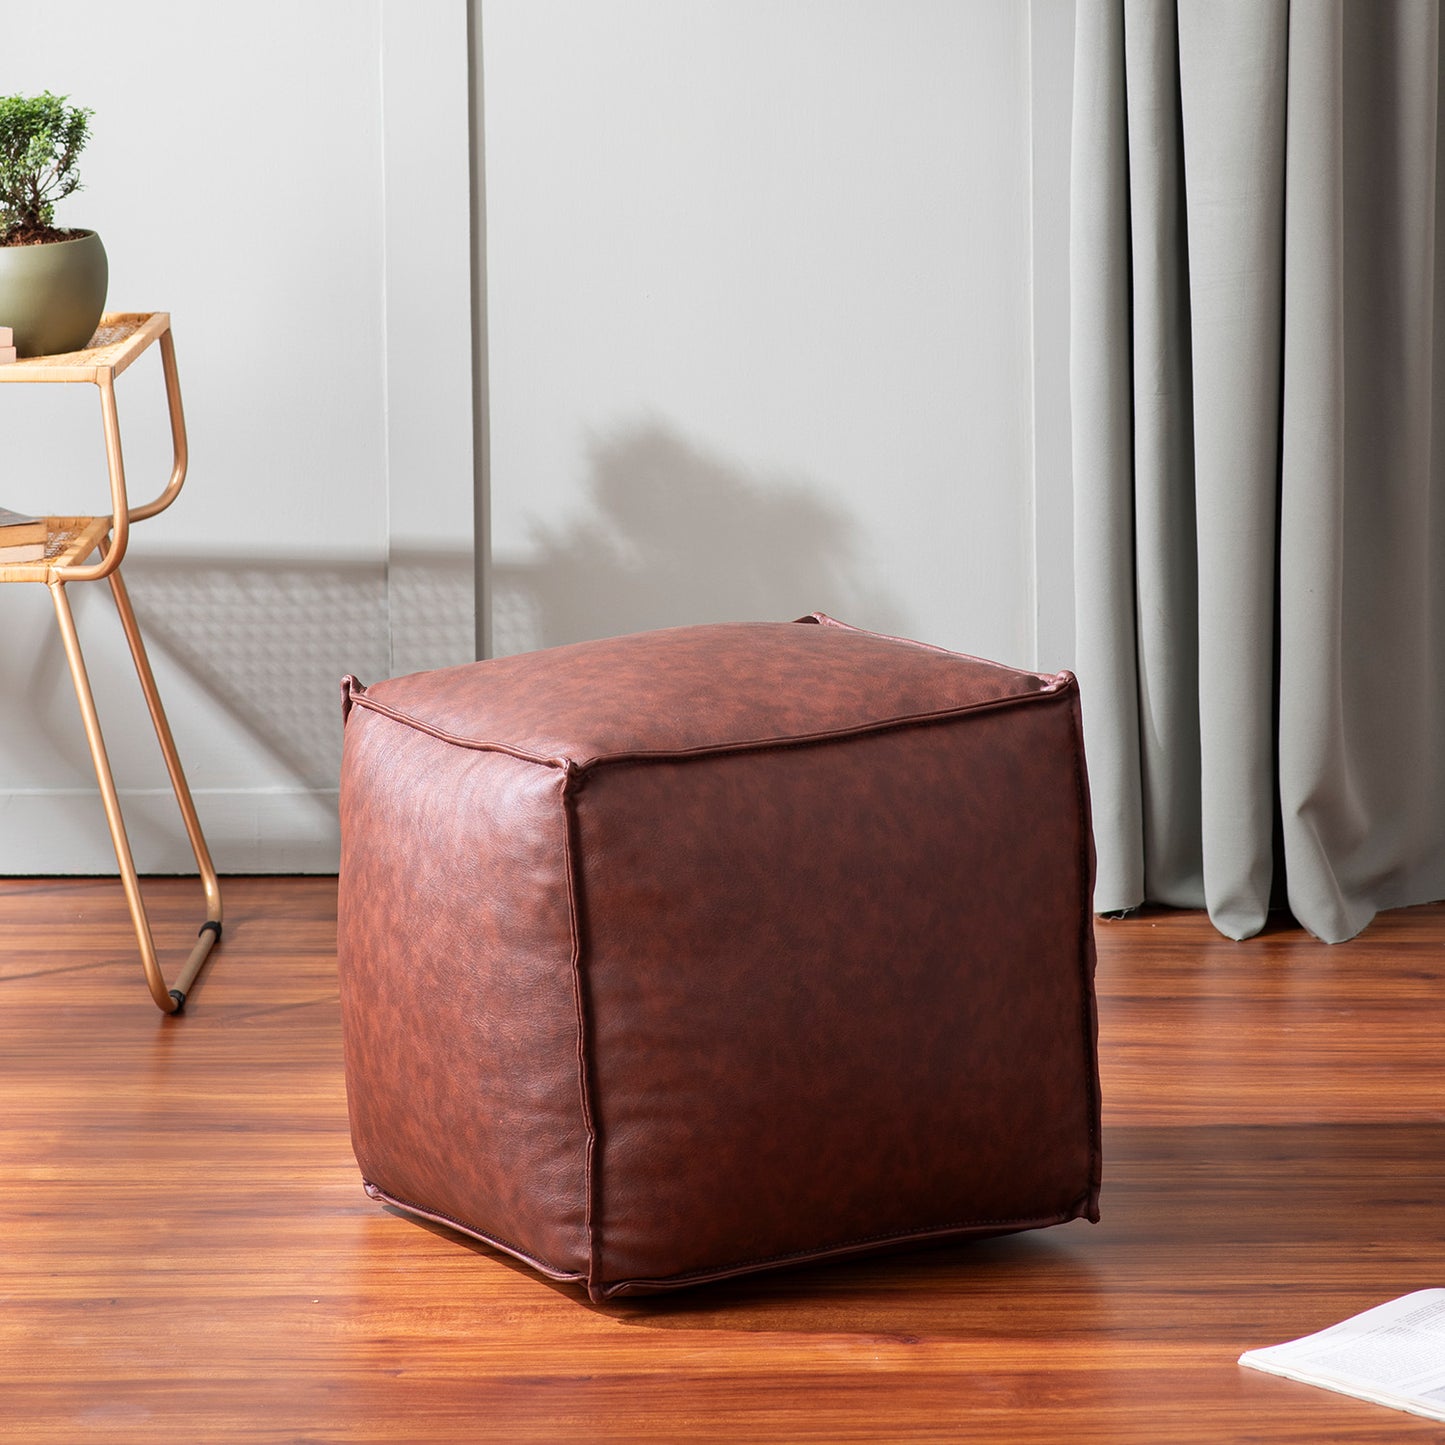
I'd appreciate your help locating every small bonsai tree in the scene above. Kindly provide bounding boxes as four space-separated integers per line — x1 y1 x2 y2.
0 92 94 246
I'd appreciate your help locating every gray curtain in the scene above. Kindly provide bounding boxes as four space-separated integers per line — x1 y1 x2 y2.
1071 0 1445 942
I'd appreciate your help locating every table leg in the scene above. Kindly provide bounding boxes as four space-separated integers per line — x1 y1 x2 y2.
47 574 222 1014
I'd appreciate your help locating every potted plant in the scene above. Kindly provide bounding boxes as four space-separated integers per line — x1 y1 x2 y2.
0 92 107 357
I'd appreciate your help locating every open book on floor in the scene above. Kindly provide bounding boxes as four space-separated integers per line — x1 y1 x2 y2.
1240 1290 1445 1424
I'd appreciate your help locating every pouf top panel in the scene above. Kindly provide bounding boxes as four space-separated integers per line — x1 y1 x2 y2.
348 614 1067 767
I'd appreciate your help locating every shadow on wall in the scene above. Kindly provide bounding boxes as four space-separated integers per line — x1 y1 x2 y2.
34 422 891 797
492 421 905 656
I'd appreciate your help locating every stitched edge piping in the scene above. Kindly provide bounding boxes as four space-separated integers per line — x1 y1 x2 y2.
340 663 1075 772
362 1181 587 1286
594 1203 1095 1300
1065 676 1105 1219
559 761 602 1294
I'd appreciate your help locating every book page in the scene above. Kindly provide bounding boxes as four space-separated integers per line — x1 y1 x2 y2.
1240 1290 1445 1423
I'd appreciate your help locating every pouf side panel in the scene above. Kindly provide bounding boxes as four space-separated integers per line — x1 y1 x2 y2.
337 704 591 1278
572 686 1099 1296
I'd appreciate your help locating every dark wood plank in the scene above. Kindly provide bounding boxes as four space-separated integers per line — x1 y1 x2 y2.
1 878 1442 1442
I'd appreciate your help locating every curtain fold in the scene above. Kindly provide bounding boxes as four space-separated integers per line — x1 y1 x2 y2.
1071 0 1445 942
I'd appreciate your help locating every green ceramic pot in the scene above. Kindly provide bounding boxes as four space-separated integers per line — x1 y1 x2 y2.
0 230 108 357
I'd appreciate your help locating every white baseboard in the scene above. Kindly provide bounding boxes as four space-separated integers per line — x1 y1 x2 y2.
0 788 340 874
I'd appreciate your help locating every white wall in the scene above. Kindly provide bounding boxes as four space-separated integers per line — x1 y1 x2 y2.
480 0 1047 664
0 1 1076 876
0 2 474 873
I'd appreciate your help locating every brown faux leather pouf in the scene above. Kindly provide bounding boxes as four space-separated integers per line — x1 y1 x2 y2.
337 614 1101 1301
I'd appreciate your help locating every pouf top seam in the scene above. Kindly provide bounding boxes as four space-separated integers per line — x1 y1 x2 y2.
571 679 1076 774
342 672 1079 771
342 686 571 767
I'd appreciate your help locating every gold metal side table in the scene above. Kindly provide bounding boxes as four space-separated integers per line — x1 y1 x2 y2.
0 312 222 1013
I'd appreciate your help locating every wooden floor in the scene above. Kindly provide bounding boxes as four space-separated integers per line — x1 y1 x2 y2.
2 877 1443 1443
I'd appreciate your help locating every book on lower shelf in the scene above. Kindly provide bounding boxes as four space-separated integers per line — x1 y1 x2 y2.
1240 1290 1445 1424
0 507 46 545
0 508 46 561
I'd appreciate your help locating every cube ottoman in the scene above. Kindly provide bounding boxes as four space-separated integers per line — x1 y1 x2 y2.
337 613 1101 1301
